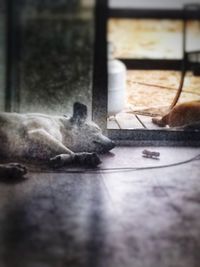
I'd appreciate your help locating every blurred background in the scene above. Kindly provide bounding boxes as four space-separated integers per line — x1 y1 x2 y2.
107 0 200 129
0 0 94 116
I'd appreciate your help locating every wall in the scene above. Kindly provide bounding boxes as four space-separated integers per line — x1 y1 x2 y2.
0 2 5 111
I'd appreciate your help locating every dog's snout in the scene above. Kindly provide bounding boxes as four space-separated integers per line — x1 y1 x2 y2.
93 139 115 152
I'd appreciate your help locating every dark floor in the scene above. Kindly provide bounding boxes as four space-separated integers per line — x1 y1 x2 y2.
0 146 200 267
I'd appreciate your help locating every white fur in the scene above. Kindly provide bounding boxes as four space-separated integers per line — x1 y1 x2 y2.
0 112 114 161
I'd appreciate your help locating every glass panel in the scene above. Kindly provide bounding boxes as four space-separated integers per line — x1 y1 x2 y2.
108 19 200 59
14 0 95 116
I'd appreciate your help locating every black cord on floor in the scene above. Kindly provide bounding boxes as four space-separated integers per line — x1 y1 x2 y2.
28 153 200 174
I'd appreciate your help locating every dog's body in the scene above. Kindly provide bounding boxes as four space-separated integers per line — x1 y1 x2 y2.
0 103 115 178
152 101 200 128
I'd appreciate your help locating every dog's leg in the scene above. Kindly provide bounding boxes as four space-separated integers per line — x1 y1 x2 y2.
27 129 73 158
50 152 101 168
27 129 101 168
0 163 27 179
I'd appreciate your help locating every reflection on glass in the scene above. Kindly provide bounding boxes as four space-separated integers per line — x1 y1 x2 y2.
17 0 94 115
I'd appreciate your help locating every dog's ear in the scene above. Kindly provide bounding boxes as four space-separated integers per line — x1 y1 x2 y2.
70 102 87 125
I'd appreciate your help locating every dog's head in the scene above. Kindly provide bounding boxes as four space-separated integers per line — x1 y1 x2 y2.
64 102 115 153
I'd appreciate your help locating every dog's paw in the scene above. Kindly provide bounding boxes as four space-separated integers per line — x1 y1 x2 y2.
49 154 72 168
5 163 27 179
49 155 63 168
75 152 102 167
86 153 102 167
50 153 101 168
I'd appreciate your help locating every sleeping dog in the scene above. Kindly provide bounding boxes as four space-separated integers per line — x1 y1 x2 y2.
152 100 200 129
0 102 115 179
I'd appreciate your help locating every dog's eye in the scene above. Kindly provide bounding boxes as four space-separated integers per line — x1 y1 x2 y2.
93 141 101 145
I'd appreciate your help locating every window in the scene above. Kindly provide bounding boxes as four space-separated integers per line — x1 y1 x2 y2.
93 0 200 144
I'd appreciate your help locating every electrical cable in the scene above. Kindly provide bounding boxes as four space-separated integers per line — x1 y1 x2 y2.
28 153 200 174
